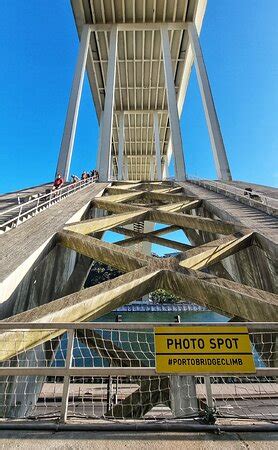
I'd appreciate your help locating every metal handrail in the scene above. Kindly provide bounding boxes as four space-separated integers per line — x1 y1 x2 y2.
189 176 278 210
1 321 277 330
0 323 277 383
0 176 98 232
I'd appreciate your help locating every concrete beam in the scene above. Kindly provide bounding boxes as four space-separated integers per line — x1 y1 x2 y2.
153 112 162 180
148 209 239 235
89 22 190 32
146 235 192 252
0 267 161 362
56 25 91 180
115 231 192 253
98 26 118 181
97 192 144 204
92 197 145 214
58 230 150 272
157 200 201 213
162 269 278 323
161 26 186 181
187 23 232 181
179 233 254 270
144 191 196 203
117 113 125 181
64 210 148 235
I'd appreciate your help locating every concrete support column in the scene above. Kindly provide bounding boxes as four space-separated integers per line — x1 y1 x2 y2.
117 113 125 180
187 23 232 181
142 221 154 256
123 156 128 180
153 112 162 180
109 154 114 181
150 157 155 181
56 25 91 180
142 220 154 302
161 26 186 182
163 156 169 180
98 26 118 181
170 375 198 418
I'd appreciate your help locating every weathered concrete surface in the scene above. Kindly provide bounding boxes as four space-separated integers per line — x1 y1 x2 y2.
0 253 94 419
0 182 108 309
179 181 278 246
64 210 148 234
179 233 253 270
0 267 161 361
1 245 77 319
189 180 278 217
0 180 277 422
230 180 278 199
0 429 277 449
148 209 239 235
161 269 278 322
178 181 278 295
58 230 152 271
1 181 277 362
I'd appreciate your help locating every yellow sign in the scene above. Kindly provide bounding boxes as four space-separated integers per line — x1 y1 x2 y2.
154 326 255 374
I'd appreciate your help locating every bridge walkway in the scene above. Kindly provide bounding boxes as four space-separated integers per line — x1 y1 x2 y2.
181 181 278 248
0 182 108 312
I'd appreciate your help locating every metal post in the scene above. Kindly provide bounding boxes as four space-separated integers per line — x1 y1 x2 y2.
106 376 113 413
161 26 186 182
153 112 162 180
98 26 118 181
55 25 91 180
35 197 39 214
16 205 23 226
117 113 125 180
114 377 119 404
187 23 232 181
60 329 74 423
204 376 213 410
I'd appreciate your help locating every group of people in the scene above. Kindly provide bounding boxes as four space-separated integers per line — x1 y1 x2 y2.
71 169 99 183
79 169 99 181
52 169 99 191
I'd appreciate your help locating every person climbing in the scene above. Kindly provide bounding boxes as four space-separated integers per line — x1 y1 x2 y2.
81 171 89 180
52 173 64 190
71 174 79 183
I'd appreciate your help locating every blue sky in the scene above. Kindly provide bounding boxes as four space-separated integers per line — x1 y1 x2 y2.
0 0 277 194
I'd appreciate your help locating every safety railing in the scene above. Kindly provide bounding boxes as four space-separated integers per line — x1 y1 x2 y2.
188 176 278 216
0 176 98 233
0 322 277 424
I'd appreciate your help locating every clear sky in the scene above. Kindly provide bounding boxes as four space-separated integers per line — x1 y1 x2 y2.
0 0 277 194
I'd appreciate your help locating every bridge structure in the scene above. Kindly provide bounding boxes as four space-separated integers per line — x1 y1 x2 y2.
0 0 277 428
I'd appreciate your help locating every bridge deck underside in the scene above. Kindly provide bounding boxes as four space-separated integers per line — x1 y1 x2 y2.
70 0 206 179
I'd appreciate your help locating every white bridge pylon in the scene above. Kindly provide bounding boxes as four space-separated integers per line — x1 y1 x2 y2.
56 0 232 183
